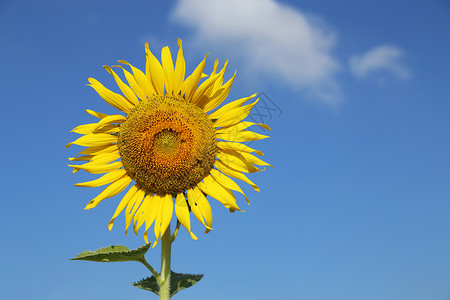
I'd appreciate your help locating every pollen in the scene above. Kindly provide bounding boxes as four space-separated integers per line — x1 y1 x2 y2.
118 95 218 195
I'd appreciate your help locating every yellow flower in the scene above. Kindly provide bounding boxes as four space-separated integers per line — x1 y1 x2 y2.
67 39 270 245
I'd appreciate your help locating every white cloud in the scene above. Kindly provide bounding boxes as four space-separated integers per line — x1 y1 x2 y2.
349 45 410 80
171 0 341 105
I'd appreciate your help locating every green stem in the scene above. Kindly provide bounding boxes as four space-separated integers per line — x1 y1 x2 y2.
159 225 172 300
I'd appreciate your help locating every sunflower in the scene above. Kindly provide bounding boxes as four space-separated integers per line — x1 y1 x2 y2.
67 39 270 245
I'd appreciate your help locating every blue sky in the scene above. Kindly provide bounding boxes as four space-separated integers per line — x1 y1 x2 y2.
1 0 449 299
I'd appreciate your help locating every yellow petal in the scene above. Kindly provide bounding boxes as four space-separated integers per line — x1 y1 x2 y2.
187 187 213 232
119 60 155 97
212 60 228 89
65 133 117 149
71 122 118 136
210 59 219 77
69 152 121 174
124 188 146 234
213 99 259 128
209 168 250 205
93 114 126 131
215 121 271 134
73 144 118 158
193 186 213 233
208 93 255 119
182 53 208 102
159 194 174 239
72 151 120 168
68 161 122 174
196 60 225 108
161 46 175 95
68 155 92 162
71 123 97 135
81 151 120 168
214 160 260 192
144 230 149 244
75 168 127 187
173 38 186 95
84 174 132 210
204 60 227 105
143 194 159 232
203 70 236 112
103 65 139 105
191 73 221 106
239 152 272 167
113 65 147 101
145 42 164 95
89 151 120 164
71 121 119 136
108 184 139 230
197 175 241 211
217 130 269 142
134 194 153 233
175 193 197 240
87 78 133 113
217 141 264 156
217 150 263 173
86 109 109 119
93 125 120 135
153 194 166 241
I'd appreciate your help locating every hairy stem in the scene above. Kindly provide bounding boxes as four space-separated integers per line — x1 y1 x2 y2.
159 225 172 300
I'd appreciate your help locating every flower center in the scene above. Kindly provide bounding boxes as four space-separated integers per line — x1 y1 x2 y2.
154 129 181 156
118 95 217 195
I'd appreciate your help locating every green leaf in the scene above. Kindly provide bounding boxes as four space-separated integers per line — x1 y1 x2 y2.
70 243 151 262
132 271 204 296
132 275 159 296
170 272 204 296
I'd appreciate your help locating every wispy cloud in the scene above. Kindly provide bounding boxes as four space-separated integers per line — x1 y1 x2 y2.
349 45 410 80
171 0 341 105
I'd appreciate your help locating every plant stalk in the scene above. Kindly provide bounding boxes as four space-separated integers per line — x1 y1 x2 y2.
159 225 172 300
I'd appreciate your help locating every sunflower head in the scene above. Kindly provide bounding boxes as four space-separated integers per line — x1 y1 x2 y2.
118 95 218 195
67 39 271 245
